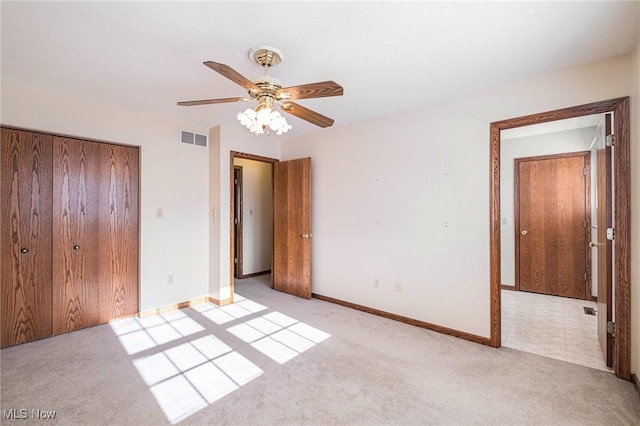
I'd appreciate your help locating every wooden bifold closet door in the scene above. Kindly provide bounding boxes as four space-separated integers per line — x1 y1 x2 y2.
52 136 101 335
1 129 53 347
1 127 139 347
98 143 139 322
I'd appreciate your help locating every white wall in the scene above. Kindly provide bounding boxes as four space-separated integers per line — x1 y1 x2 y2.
0 81 210 311
630 40 640 379
208 125 280 300
500 127 596 288
233 158 273 275
280 54 633 339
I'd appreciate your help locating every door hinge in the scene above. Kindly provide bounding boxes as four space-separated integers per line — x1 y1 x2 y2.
234 258 238 264
583 220 587 228
234 218 238 225
606 228 615 241
607 321 615 336
583 167 588 176
234 178 238 184
606 134 614 147
584 273 587 282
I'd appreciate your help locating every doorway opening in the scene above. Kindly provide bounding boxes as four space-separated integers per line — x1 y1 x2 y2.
229 152 313 301
229 151 278 300
501 119 601 370
489 97 631 380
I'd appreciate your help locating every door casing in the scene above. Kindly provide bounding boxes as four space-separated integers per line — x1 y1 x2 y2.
489 97 631 380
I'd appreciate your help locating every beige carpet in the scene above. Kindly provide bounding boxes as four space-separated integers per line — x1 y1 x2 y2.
1 274 639 425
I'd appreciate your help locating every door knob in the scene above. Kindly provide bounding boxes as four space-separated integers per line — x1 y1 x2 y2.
589 241 599 248
73 245 80 250
520 230 528 235
301 233 313 239
20 247 29 254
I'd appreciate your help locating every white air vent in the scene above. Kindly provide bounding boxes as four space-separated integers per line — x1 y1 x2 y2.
180 130 208 147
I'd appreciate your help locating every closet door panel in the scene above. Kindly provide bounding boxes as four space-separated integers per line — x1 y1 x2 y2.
99 144 139 322
1 128 53 347
52 137 100 335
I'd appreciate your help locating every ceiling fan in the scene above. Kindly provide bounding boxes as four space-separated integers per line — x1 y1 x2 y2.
177 46 343 135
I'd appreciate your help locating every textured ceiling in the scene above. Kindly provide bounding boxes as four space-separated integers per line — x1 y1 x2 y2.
2 1 639 137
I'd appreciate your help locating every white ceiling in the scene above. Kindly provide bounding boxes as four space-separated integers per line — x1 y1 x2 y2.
2 1 639 138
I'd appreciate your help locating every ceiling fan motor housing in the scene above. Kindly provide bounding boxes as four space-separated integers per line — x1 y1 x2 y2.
249 76 283 100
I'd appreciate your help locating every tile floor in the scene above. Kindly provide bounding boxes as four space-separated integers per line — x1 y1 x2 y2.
501 289 612 372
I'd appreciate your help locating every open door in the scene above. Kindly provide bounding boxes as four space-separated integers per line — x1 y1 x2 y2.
273 157 312 299
233 166 243 278
595 113 614 368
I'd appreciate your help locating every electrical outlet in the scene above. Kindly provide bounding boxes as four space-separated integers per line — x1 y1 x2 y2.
395 281 402 292
167 274 175 285
373 278 379 288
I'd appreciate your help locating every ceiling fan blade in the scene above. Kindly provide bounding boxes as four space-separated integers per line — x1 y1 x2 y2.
204 61 260 91
277 81 343 100
177 97 251 106
281 101 334 128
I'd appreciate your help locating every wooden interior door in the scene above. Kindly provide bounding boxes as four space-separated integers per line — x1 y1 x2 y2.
516 152 589 299
233 166 243 278
52 136 100 335
98 144 139 322
1 128 53 347
596 114 614 367
273 157 312 299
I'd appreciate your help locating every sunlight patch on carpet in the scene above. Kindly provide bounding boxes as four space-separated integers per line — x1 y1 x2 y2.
130 335 263 424
192 301 265 325
226 311 331 365
110 311 204 355
110 294 329 424
150 375 208 424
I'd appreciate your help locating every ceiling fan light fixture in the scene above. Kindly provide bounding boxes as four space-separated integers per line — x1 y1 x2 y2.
237 105 292 136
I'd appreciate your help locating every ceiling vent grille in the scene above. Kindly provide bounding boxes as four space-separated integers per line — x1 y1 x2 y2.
180 130 208 147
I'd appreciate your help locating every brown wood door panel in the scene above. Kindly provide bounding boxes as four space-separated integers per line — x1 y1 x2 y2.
273 157 311 299
52 137 100 335
99 144 139 322
234 166 243 278
1 128 53 347
516 152 589 299
596 114 613 367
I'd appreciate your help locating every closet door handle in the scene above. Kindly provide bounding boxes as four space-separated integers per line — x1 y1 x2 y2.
20 247 29 254
73 245 80 250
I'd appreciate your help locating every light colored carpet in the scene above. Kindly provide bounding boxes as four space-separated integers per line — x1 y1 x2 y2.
1 274 639 425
